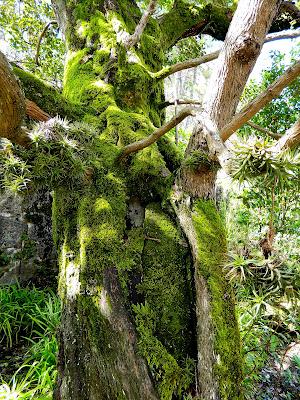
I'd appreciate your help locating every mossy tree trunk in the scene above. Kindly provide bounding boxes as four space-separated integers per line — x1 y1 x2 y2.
48 1 245 399
39 0 281 398
0 0 298 398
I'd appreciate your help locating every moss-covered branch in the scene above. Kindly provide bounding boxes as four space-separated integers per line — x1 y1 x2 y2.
13 67 84 121
159 0 300 50
159 1 231 49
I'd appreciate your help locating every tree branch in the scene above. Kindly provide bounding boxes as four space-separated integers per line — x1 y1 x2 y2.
13 66 84 120
272 118 300 151
155 28 300 81
119 107 195 158
0 51 30 146
35 20 57 66
159 1 232 48
246 121 281 139
220 60 300 141
123 0 157 49
154 50 220 80
25 99 51 121
265 28 300 43
159 0 300 50
160 99 202 109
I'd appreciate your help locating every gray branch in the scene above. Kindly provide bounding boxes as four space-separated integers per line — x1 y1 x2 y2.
124 0 157 49
119 107 195 158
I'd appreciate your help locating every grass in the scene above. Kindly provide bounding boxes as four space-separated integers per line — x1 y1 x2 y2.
0 284 60 399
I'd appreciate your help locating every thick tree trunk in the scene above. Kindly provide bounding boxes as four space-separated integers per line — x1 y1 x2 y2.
51 1 243 399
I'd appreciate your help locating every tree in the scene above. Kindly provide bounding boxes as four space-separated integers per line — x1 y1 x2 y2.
1 0 300 399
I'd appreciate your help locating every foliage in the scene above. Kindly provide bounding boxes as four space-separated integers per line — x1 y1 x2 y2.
0 0 65 86
240 49 300 138
231 136 300 187
224 184 300 399
222 47 300 399
0 285 60 399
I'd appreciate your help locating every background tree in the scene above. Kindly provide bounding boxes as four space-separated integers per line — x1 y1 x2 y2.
1 0 300 399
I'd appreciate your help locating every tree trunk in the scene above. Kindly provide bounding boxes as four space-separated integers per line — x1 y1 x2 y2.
51 0 243 399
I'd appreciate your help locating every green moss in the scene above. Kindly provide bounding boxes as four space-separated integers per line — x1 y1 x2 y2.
133 302 195 400
130 204 196 399
192 200 243 399
157 135 183 172
13 67 83 120
160 1 231 49
141 204 194 357
183 150 219 172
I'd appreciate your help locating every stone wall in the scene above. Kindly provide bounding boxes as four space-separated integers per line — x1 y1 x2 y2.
0 190 57 287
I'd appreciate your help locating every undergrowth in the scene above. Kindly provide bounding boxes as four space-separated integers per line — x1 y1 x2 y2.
0 284 60 399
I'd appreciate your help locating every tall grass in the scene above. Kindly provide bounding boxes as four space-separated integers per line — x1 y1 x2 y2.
0 284 60 399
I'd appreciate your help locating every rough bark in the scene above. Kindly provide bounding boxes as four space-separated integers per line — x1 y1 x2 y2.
0 51 29 146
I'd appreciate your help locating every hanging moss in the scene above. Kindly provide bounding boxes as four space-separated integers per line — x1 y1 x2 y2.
133 302 195 400
192 199 243 400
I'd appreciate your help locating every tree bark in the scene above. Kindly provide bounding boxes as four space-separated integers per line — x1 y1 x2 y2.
0 51 29 146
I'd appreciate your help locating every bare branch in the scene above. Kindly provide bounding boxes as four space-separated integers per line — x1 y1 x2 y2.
124 0 157 49
25 99 51 122
265 28 300 43
220 60 300 141
154 51 220 80
35 20 57 66
160 99 202 109
0 51 30 146
119 107 195 158
272 118 300 151
154 28 300 81
246 121 281 139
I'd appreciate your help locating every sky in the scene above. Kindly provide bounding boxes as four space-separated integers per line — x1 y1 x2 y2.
251 38 300 80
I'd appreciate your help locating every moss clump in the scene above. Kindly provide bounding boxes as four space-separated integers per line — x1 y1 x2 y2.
13 67 83 120
183 149 219 172
192 199 243 399
132 204 196 399
133 302 195 400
